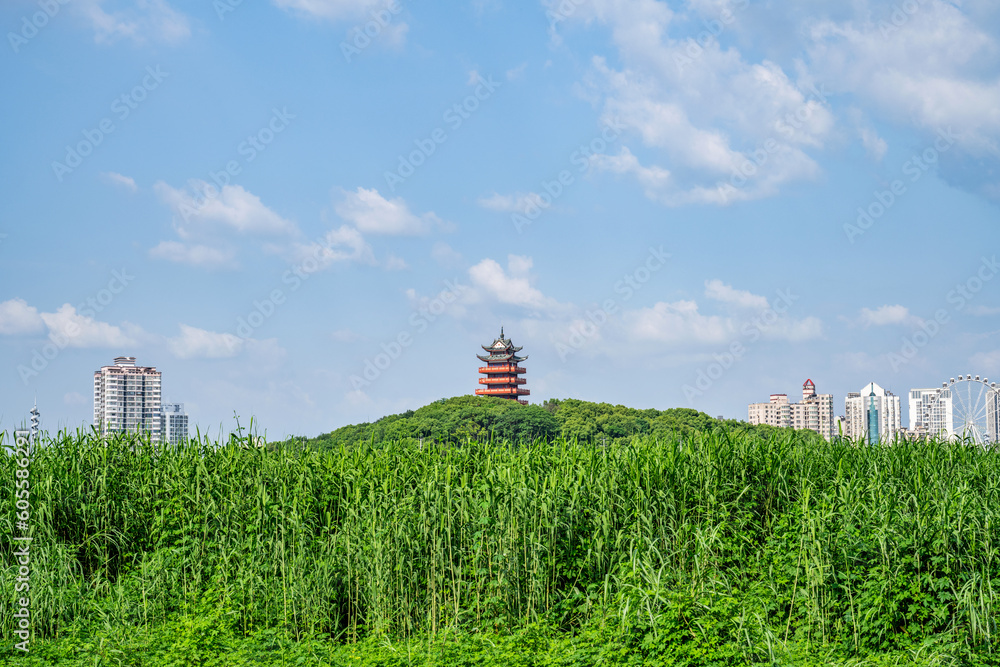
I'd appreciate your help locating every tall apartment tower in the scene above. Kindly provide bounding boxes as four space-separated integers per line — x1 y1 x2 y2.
748 379 835 440
94 356 162 441
158 403 189 445
844 382 902 443
908 388 953 439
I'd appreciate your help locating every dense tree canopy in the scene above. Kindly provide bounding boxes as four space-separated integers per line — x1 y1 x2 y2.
302 396 814 449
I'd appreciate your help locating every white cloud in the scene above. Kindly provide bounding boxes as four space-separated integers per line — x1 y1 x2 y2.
383 255 408 271
859 304 919 327
969 305 1000 316
806 2 1000 156
168 324 244 359
102 171 137 191
0 299 45 335
155 181 298 237
506 62 528 81
334 187 440 235
704 280 770 310
625 300 734 345
468 255 559 311
624 292 822 345
431 242 463 267
272 0 385 20
0 299 143 347
76 0 191 45
552 1 836 205
39 305 138 348
292 225 377 267
149 241 238 269
477 191 548 213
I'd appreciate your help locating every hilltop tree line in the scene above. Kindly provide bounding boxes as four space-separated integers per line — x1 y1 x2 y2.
303 395 814 449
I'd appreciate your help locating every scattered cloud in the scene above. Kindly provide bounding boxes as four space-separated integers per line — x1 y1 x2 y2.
334 187 442 235
506 62 528 81
149 241 238 269
76 0 191 45
468 255 560 311
271 0 411 44
431 242 463 267
623 286 822 345
0 299 142 347
858 304 919 327
288 225 376 268
0 299 45 336
704 279 770 310
155 181 298 237
272 0 386 21
477 191 547 213
39 305 139 348
805 2 1000 156
625 300 734 345
102 171 138 191
168 324 243 359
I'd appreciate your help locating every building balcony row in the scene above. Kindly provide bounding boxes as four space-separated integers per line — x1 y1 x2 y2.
478 377 527 385
479 365 526 374
475 387 530 397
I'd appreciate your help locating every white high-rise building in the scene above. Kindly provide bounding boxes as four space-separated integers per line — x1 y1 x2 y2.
158 403 189 445
748 379 835 440
908 388 953 439
844 382 901 443
94 356 162 441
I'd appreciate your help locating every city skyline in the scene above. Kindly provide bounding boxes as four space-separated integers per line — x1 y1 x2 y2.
9 350 997 443
1 1 999 438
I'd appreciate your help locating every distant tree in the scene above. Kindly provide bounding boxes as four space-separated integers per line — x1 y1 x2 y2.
303 395 807 449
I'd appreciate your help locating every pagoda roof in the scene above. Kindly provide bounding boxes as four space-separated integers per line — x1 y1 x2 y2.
481 326 524 353
477 352 528 363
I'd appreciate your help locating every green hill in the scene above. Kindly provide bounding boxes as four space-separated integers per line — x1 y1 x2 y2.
304 395 812 448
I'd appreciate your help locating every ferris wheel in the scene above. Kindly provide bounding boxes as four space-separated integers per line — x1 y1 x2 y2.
923 375 1000 446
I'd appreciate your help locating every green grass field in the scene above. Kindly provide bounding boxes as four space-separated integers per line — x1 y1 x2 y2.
2 412 998 665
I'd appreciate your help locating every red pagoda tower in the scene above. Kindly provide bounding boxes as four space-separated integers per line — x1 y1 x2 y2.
476 327 529 405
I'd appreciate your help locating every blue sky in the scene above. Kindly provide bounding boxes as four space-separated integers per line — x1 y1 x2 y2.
1 0 998 439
